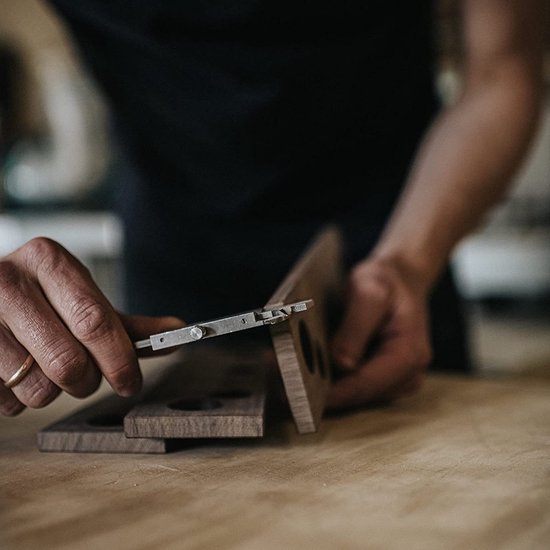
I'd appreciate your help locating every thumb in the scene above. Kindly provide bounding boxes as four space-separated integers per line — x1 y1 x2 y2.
332 278 392 371
118 313 186 356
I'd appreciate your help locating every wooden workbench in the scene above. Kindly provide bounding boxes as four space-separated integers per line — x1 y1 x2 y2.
1 373 549 550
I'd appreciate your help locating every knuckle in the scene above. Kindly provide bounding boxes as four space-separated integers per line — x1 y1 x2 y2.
50 347 89 388
21 237 86 279
71 297 112 343
351 263 384 282
357 278 390 304
349 267 391 303
25 378 59 409
0 260 21 293
23 237 62 270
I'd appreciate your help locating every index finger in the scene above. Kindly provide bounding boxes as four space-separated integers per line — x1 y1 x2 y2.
18 238 141 397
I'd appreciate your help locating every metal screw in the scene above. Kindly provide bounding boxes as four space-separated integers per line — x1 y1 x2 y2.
190 326 207 340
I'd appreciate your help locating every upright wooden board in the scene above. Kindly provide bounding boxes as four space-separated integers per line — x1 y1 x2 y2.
265 226 344 434
37 394 167 454
124 348 267 439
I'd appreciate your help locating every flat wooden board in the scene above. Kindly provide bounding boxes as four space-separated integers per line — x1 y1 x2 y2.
265 226 343 433
124 348 267 439
38 348 268 451
37 394 167 454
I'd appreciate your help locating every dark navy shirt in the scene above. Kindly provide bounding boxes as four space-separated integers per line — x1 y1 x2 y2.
49 1 438 320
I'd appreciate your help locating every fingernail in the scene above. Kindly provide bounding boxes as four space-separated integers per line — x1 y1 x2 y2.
117 378 142 397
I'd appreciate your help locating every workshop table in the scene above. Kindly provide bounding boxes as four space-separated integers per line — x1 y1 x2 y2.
1 374 549 550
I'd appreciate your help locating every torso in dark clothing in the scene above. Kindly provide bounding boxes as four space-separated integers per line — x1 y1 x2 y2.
49 0 439 320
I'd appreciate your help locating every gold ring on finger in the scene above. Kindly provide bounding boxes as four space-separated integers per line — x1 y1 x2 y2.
4 353 35 389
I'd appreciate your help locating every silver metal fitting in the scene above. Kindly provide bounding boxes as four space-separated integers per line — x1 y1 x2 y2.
134 299 314 351
190 326 207 340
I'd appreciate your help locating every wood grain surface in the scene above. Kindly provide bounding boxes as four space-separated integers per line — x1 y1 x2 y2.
37 348 269 449
2 374 550 550
265 226 344 434
124 349 267 439
38 393 167 454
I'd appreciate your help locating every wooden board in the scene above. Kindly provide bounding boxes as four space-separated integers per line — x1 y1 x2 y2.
38 348 268 451
37 394 167 454
124 347 267 439
5 374 550 549
265 226 344 434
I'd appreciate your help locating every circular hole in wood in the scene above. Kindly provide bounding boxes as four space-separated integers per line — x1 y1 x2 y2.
211 389 252 400
316 344 328 379
168 398 223 411
87 414 124 427
298 320 316 375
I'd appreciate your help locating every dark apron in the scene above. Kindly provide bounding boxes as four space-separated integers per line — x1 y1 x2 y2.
49 0 471 372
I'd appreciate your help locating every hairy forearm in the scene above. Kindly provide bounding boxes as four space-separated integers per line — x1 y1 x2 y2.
371 70 543 292
331 0 547 406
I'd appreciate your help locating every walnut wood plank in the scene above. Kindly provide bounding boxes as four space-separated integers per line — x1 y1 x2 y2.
37 394 167 454
38 348 268 450
124 348 267 439
265 226 344 434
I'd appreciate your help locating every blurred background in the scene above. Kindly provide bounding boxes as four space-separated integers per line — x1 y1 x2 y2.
0 0 549 377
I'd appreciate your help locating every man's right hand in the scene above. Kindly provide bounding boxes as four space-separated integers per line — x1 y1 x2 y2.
0 237 184 416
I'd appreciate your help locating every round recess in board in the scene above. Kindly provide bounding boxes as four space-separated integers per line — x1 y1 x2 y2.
86 414 125 428
168 398 223 411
